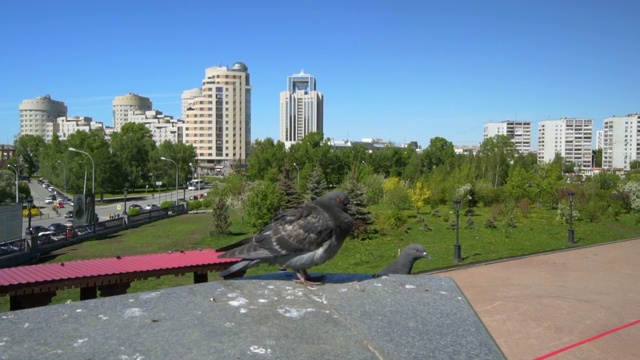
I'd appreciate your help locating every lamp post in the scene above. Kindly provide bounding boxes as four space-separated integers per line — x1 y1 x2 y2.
161 157 178 204
7 164 19 203
122 187 128 216
57 160 67 196
292 163 300 183
453 198 462 262
189 162 195 200
69 148 95 232
27 195 33 234
568 191 575 244
69 148 94 195
79 160 87 194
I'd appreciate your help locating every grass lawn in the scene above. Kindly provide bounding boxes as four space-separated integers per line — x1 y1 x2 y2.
1 204 639 312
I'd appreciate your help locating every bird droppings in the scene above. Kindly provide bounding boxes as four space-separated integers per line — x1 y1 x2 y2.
23 323 28 328
374 283 383 287
227 292 239 298
124 308 144 318
339 288 348 292
99 315 108 320
239 308 248 314
258 299 268 303
439 291 448 295
209 297 216 303
73 338 88 347
228 297 248 307
249 345 272 355
1 314 13 319
405 285 416 289
277 306 315 319
139 292 160 299
309 294 327 304
118 353 145 360
224 322 235 327
76 309 83 312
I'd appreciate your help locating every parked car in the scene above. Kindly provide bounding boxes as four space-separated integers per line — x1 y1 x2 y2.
48 223 67 232
45 195 57 204
64 211 74 219
27 225 48 235
129 204 143 210
144 204 160 211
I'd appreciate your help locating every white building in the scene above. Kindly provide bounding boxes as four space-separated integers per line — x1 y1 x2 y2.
183 62 252 171
19 95 67 138
181 88 202 118
48 116 105 141
483 121 532 153
128 110 183 144
538 118 593 168
280 70 323 147
602 114 640 171
112 93 152 131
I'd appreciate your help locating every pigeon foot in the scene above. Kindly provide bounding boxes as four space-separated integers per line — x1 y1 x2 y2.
294 272 325 285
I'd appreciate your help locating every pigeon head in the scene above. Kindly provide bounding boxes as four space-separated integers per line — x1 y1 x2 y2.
317 191 351 210
403 243 431 260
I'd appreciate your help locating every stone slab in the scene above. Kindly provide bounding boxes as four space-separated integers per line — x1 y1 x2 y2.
0 274 504 359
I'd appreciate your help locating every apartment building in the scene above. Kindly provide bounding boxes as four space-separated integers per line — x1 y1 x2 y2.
538 117 593 168
128 110 183 144
48 116 105 141
182 62 251 171
112 93 152 131
19 95 67 138
483 121 532 154
602 114 640 171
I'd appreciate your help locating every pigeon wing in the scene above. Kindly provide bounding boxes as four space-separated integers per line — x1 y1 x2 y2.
217 203 334 260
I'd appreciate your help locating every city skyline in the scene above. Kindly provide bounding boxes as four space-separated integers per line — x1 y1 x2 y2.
2 1 639 147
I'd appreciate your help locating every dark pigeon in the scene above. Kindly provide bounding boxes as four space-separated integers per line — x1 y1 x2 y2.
376 244 431 276
217 191 354 285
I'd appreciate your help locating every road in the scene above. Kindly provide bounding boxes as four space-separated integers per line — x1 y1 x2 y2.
25 182 207 231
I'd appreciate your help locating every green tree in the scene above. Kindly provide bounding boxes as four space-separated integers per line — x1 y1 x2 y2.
110 123 156 189
477 135 518 187
408 180 431 213
383 177 409 211
247 137 286 182
422 137 456 173
504 166 532 203
13 134 46 176
211 193 231 234
279 162 304 210
245 181 284 230
306 164 328 201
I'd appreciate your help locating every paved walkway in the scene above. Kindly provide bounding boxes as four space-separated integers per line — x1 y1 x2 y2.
438 239 640 359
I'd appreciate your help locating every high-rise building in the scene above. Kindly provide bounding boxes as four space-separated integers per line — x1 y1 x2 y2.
183 62 251 172
19 95 67 138
112 93 152 131
483 121 532 153
280 70 323 147
538 118 593 168
602 114 640 171
181 88 202 118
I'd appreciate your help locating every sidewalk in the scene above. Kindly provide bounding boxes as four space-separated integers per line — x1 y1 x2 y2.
438 239 640 359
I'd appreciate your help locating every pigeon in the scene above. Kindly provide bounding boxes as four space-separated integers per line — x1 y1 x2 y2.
217 190 354 285
376 244 431 276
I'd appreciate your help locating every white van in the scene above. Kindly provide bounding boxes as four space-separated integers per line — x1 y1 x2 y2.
188 179 205 190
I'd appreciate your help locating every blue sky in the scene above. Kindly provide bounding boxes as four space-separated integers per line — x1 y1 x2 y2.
1 0 639 148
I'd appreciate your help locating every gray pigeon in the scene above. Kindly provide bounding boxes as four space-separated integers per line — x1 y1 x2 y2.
377 244 431 276
217 191 354 285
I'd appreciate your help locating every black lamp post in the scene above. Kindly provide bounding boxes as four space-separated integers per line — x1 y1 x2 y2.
453 198 462 262
27 195 33 234
567 191 575 244
122 187 128 216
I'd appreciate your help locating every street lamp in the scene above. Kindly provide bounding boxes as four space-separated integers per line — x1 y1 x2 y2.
79 160 87 194
568 191 575 244
57 160 67 196
122 187 128 216
292 163 300 183
27 195 33 234
7 164 19 203
69 148 94 195
189 163 194 200
69 147 95 232
453 198 462 262
161 157 178 205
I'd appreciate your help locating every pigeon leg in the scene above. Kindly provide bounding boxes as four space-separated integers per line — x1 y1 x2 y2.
293 270 324 285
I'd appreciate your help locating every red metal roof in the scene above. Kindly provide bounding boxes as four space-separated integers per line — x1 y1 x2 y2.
0 249 238 294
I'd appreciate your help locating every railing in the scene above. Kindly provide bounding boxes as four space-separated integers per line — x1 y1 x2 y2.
0 203 188 268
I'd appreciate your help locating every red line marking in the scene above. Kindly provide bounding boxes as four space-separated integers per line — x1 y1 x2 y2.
534 318 640 359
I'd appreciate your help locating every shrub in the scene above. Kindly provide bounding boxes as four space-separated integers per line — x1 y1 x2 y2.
128 208 141 216
160 201 173 209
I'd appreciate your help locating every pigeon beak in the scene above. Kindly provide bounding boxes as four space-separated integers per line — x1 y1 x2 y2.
423 252 431 259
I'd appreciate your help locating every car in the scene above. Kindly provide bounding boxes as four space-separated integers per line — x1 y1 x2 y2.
144 204 160 211
129 204 143 210
45 195 57 204
64 211 74 219
48 223 68 232
26 225 48 235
